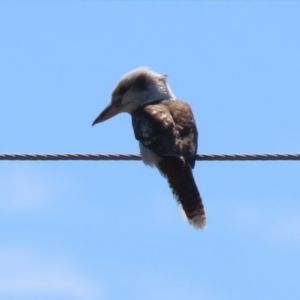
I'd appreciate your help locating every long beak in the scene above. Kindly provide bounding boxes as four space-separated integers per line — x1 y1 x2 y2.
92 102 123 126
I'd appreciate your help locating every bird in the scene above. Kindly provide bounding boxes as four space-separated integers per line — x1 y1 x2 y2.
92 67 206 229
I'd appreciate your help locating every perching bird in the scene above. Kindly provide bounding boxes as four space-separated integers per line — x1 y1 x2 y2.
92 67 206 229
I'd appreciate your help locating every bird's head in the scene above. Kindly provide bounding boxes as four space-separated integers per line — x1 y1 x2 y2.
92 67 175 125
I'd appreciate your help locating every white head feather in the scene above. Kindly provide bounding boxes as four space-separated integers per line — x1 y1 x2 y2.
111 67 176 114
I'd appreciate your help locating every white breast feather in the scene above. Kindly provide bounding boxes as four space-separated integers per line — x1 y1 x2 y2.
139 142 161 166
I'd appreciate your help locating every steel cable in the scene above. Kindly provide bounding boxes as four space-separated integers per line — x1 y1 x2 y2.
0 153 299 161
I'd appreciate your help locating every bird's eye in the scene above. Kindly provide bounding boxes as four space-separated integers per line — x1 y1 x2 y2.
119 85 130 95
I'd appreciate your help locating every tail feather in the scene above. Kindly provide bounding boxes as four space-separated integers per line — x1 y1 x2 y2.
158 158 206 229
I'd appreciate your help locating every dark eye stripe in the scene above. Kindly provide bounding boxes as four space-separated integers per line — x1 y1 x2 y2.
119 85 130 95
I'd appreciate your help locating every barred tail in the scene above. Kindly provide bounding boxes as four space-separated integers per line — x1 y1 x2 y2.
158 158 206 229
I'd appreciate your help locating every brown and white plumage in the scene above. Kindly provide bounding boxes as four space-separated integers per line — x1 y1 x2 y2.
92 67 206 229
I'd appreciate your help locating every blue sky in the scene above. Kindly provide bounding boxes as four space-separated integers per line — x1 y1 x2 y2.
0 1 300 299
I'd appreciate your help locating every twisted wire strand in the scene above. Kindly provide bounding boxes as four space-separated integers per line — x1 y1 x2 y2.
0 153 299 161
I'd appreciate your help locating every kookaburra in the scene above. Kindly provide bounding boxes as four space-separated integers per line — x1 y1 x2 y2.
92 67 206 229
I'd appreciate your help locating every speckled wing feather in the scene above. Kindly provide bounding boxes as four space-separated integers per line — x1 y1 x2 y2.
132 99 198 168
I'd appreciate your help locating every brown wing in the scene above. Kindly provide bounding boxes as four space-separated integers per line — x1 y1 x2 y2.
132 99 198 168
